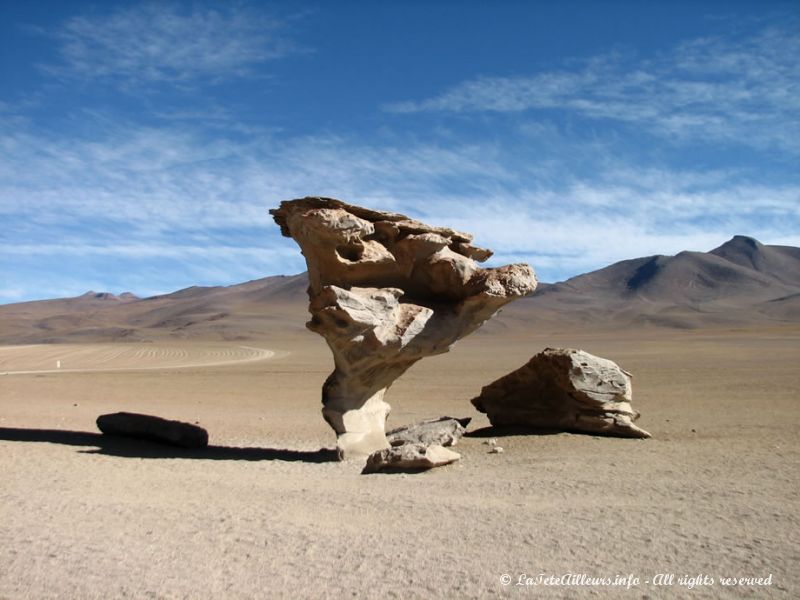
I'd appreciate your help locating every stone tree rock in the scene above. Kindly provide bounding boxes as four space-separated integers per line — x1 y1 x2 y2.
270 197 537 459
471 348 651 438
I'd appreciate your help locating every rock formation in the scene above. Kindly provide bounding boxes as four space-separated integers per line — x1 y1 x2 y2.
362 443 462 474
96 412 209 448
471 348 651 438
270 197 537 459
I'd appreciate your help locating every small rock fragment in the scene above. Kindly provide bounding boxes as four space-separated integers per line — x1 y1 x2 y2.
96 412 208 448
489 446 504 454
386 416 471 447
362 443 461 474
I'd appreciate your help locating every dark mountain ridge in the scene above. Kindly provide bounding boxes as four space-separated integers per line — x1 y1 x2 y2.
501 235 800 329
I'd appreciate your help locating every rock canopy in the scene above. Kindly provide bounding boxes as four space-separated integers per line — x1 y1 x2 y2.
471 348 651 438
270 197 537 459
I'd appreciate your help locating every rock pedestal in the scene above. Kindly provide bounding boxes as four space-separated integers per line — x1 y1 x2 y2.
270 197 537 459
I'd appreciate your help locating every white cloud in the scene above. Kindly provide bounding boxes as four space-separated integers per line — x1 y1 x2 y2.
0 288 26 301
0 119 531 303
418 179 800 280
6 8 798 304
0 243 297 260
46 3 305 86
385 24 800 153
1 114 798 303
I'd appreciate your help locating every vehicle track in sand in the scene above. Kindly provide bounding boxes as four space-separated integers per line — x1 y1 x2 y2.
0 344 277 375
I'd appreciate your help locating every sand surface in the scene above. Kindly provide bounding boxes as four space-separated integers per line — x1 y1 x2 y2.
0 343 276 375
1 327 798 599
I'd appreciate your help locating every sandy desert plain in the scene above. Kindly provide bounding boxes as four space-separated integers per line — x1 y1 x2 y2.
0 323 797 599
1 237 799 599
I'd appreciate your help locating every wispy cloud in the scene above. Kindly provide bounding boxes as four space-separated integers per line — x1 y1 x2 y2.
3 111 798 304
0 243 297 260
385 23 800 153
4 12 799 303
45 3 306 86
0 288 26 301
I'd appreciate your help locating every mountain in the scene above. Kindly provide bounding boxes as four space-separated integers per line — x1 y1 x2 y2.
1 236 798 343
0 274 309 344
500 235 800 330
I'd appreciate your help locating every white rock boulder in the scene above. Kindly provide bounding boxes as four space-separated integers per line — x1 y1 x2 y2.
471 348 651 438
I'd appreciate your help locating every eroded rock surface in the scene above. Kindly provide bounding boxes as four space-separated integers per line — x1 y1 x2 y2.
471 348 651 438
362 443 461 474
96 412 209 448
270 197 536 459
386 416 470 448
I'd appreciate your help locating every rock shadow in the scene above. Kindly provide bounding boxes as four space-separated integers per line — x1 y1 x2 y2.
467 425 645 439
0 427 338 463
466 425 563 438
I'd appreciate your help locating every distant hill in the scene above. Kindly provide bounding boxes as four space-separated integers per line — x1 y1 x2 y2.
0 274 309 344
1 236 798 343
500 235 800 330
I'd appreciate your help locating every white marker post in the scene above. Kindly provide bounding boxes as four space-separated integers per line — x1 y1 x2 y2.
57 360 61 369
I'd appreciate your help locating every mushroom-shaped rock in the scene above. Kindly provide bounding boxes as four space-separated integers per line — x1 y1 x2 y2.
270 197 537 459
471 348 651 438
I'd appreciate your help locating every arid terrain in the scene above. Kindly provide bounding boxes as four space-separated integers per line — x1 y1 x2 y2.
1 237 798 599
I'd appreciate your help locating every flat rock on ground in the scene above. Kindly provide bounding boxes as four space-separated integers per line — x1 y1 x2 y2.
96 412 209 448
362 443 461 474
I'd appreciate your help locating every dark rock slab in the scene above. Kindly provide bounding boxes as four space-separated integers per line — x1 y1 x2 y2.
96 412 208 448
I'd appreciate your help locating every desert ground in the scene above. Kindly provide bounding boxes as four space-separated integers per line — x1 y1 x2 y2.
1 324 797 599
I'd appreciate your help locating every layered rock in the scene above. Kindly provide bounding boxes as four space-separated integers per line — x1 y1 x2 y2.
471 348 651 438
386 416 470 448
270 197 537 459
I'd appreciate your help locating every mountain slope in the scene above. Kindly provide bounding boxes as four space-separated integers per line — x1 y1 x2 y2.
502 235 800 329
0 274 309 344
1 236 798 343
709 235 800 287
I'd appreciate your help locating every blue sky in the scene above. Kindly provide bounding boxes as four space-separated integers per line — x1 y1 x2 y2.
1 0 798 303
